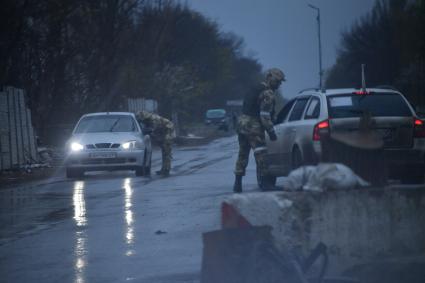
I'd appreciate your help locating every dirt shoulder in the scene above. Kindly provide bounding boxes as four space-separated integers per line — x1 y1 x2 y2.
0 167 60 189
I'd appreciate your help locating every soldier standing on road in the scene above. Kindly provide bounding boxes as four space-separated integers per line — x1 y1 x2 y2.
233 68 285 193
136 111 175 177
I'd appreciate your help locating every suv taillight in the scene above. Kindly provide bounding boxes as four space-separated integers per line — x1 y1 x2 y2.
313 119 330 141
414 118 425 138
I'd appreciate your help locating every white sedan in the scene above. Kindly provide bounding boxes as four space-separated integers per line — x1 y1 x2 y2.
65 112 152 178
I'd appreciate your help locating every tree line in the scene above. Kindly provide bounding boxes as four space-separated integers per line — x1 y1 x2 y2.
1 0 262 142
326 0 425 108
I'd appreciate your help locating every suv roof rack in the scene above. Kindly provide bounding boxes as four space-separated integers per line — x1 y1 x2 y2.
374 85 399 91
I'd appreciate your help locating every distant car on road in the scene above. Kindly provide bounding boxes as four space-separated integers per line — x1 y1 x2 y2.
260 88 425 188
65 112 152 178
205 108 230 131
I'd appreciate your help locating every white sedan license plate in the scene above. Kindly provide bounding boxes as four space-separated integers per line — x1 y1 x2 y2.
90 152 116 159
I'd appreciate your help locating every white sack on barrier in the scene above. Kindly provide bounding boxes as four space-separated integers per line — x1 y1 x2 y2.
281 163 369 192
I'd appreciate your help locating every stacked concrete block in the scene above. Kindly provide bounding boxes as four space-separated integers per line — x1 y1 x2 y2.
0 87 38 171
222 189 425 276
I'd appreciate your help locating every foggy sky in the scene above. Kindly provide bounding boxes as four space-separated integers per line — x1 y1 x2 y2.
187 0 376 99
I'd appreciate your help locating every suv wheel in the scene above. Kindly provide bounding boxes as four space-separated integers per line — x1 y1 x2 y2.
256 166 277 191
291 147 303 170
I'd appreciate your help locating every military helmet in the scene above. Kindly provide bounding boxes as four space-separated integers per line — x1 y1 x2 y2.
265 68 285 82
138 110 153 120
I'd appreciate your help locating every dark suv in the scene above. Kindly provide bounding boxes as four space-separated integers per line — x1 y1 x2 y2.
260 88 425 188
205 109 229 131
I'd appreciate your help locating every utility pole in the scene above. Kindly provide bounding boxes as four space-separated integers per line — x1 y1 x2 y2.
308 4 323 90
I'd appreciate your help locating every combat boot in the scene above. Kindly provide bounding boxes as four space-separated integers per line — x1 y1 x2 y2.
233 175 243 193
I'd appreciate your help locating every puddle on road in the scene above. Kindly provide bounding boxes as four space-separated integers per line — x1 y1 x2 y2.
0 186 73 228
0 181 82 245
172 156 205 171
41 207 73 222
123 178 136 256
70 178 139 283
72 181 88 283
0 176 152 283
0 186 37 210
187 155 233 171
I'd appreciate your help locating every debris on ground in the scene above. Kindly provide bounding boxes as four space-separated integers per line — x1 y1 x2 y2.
38 146 53 165
0 167 58 188
0 146 64 188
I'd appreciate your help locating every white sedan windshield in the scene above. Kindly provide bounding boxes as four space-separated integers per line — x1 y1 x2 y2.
75 115 137 133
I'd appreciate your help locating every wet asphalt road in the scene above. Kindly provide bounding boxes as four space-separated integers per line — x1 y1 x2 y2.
0 136 261 283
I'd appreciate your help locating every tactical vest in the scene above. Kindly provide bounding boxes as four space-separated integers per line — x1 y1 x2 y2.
242 84 266 118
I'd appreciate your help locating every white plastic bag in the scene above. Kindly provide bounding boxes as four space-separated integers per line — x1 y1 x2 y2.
281 163 369 192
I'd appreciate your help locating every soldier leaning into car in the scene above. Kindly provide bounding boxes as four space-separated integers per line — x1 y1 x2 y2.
136 111 175 177
233 68 285 193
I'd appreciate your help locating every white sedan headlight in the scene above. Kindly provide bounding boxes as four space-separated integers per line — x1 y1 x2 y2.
122 140 142 150
71 142 84 152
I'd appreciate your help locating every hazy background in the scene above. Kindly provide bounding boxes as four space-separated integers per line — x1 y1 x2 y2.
187 0 376 98
4 0 424 144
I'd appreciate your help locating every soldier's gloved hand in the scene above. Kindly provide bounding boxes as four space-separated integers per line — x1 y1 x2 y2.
268 131 277 141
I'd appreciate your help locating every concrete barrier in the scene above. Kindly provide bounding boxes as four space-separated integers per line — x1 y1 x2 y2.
222 187 425 276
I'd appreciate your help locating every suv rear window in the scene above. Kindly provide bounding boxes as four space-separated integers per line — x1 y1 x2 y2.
327 93 412 118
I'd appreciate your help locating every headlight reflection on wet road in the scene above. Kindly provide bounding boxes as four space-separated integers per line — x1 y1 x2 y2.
73 181 87 283
73 181 87 227
124 178 135 256
75 231 87 283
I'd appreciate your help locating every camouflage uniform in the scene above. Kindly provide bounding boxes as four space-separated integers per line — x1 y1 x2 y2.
136 111 175 175
234 89 276 176
234 68 285 192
